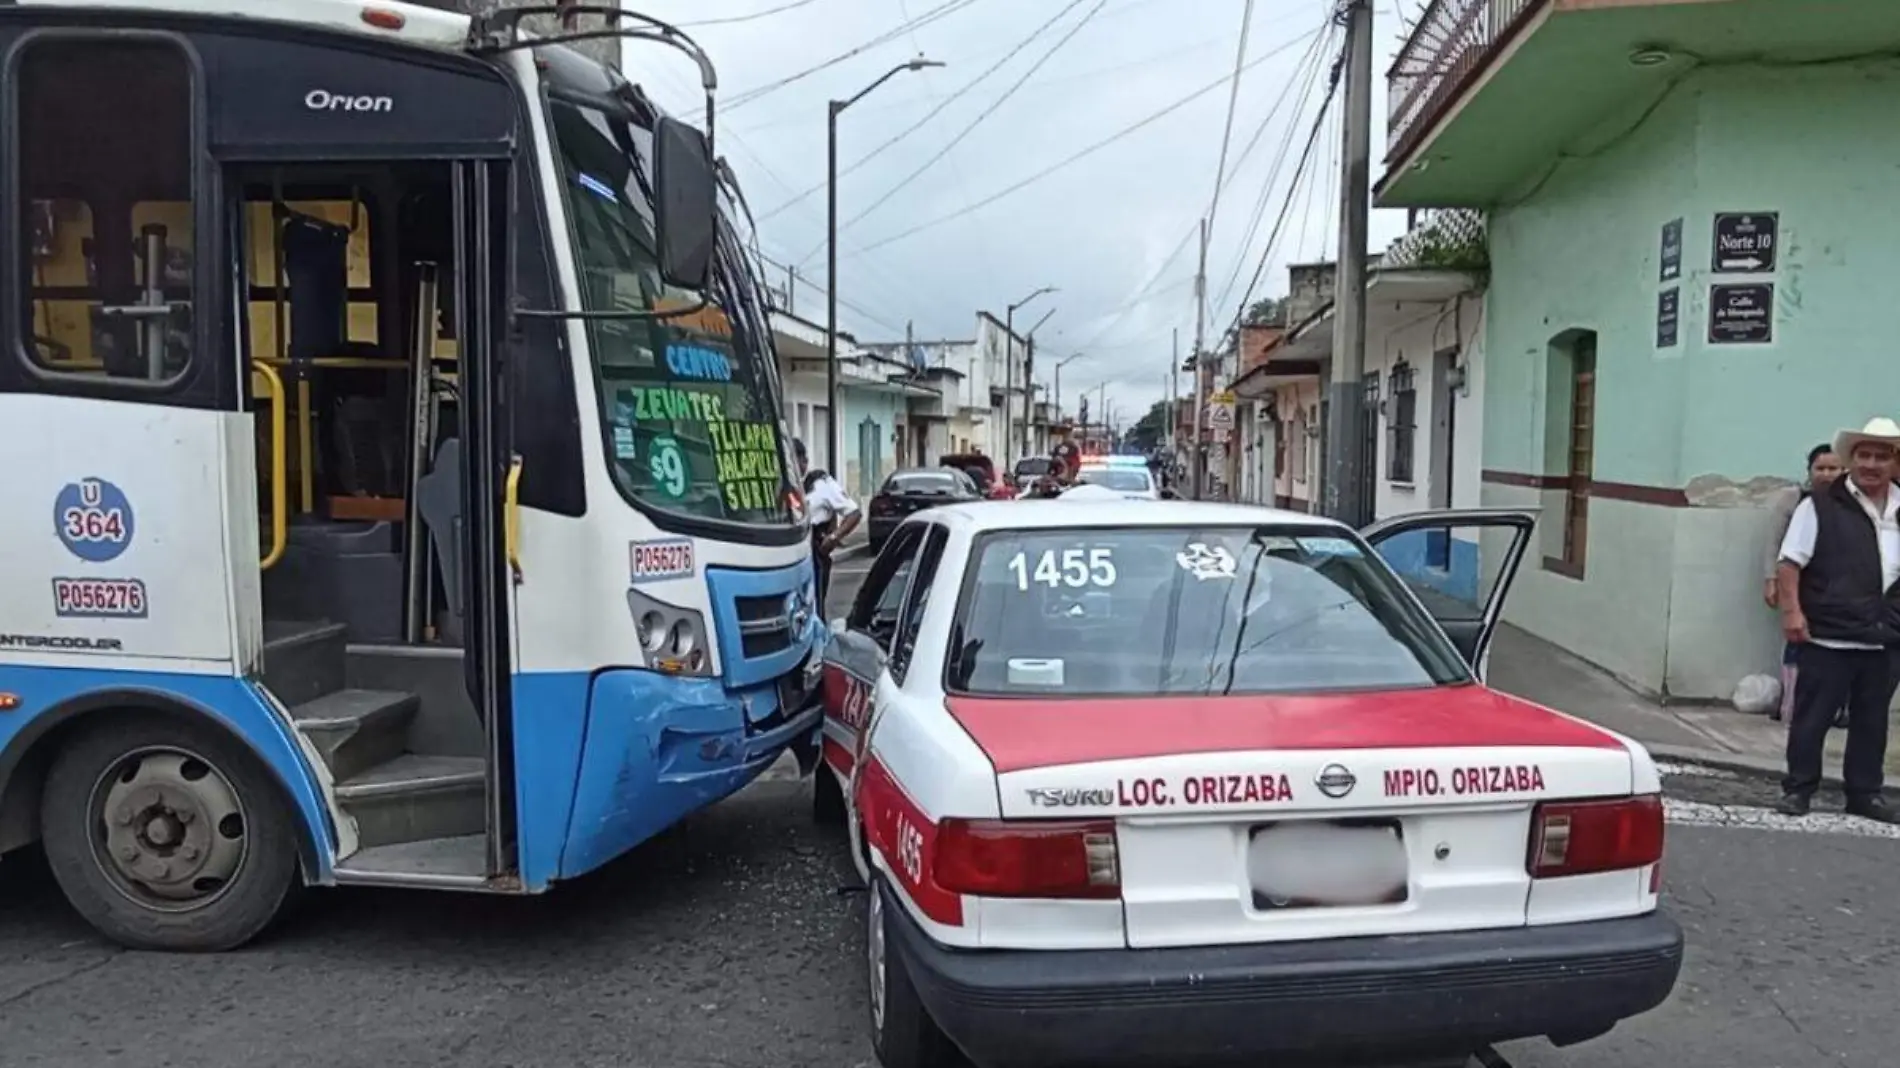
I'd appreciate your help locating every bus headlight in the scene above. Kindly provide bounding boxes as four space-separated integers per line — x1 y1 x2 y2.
626 588 713 676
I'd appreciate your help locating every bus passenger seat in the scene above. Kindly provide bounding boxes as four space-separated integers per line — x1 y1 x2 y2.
416 437 464 642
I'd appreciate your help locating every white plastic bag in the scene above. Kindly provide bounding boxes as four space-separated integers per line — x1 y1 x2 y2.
1732 673 1782 714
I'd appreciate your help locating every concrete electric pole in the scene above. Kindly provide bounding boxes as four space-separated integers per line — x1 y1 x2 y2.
1189 217 1208 499
1321 0 1374 526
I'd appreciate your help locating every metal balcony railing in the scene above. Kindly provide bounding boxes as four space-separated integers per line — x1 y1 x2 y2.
1386 0 1542 162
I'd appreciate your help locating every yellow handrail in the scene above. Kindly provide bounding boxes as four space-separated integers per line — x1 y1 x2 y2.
504 454 524 583
296 379 315 514
251 360 289 569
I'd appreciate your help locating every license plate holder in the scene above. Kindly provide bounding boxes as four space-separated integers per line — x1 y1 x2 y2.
1247 818 1409 911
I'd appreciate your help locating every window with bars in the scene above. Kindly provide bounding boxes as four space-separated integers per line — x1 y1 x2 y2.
1386 362 1417 483
1561 336 1596 573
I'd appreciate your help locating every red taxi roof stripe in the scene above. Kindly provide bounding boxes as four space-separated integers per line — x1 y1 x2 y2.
945 686 1624 774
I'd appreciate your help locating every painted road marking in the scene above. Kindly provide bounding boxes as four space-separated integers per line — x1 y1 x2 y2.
1666 799 1900 841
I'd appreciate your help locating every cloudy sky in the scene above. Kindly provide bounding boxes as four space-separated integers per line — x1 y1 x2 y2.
625 0 1421 426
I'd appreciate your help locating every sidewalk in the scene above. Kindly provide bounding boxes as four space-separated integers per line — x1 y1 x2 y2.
1487 625 1900 785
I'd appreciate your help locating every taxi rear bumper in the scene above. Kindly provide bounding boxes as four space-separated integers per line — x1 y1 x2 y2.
886 895 1683 1068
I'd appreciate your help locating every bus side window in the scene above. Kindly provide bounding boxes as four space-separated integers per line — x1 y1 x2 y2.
13 36 199 391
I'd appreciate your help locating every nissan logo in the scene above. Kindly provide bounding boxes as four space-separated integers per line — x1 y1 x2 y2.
1315 764 1356 799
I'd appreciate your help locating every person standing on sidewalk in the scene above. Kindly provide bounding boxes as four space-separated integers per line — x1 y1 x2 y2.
791 438 860 615
1763 442 1844 722
1773 417 1900 821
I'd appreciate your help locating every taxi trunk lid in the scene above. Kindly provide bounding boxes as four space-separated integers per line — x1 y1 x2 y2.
949 685 1636 949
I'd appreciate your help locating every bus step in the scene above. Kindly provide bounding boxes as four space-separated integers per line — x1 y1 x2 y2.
334 834 493 890
291 689 420 782
335 753 485 848
262 620 348 707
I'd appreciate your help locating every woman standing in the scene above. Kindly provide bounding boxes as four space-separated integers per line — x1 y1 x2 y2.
1764 443 1844 722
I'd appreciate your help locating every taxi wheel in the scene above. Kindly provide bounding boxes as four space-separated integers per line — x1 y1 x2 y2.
868 879 964 1068
813 766 847 826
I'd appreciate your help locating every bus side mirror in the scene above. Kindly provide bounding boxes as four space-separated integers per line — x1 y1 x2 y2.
652 115 717 292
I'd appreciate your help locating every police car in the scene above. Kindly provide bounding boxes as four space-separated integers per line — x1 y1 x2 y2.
1072 454 1160 500
815 500 1682 1068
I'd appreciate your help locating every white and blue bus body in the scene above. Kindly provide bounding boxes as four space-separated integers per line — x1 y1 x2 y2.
0 0 823 950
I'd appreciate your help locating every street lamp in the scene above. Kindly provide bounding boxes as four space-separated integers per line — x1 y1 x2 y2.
826 56 942 473
1051 352 1082 422
1003 285 1055 468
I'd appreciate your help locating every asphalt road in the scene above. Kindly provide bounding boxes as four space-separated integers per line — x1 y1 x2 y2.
0 553 1891 1068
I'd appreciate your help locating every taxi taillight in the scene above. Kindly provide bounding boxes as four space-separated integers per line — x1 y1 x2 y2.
1527 794 1664 879
934 819 1120 899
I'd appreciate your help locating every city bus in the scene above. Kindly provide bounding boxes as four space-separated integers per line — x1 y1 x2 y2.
0 0 824 950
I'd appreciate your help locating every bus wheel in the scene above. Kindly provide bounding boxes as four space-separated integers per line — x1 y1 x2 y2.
813 765 847 826
40 714 303 951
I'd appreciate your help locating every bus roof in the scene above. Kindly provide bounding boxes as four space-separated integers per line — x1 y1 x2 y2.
12 0 472 50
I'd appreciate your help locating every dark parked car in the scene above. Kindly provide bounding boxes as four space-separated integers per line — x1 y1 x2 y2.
1010 456 1051 492
868 468 981 550
939 453 1014 499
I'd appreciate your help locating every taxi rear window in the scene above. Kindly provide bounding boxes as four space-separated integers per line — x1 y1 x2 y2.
944 526 1470 697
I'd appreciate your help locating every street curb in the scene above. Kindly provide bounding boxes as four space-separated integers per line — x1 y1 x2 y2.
1645 742 1840 788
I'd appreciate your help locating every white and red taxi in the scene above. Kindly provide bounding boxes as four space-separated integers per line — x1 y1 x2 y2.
816 500 1683 1068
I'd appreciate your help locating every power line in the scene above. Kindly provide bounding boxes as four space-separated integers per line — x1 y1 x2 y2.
1208 23 1333 310
849 23 1325 256
757 251 908 335
721 0 984 112
678 0 823 28
1204 0 1258 242
635 39 942 329
755 0 1097 225
747 32 1226 128
1209 22 1335 316
1067 224 1200 356
823 0 1111 250
1224 40 1345 343
1069 26 1332 356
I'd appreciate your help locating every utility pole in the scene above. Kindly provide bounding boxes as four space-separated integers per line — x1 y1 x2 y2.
1321 0 1373 525
1001 286 1056 470
1021 306 1055 460
1023 331 1037 459
1169 328 1179 458
1189 217 1208 499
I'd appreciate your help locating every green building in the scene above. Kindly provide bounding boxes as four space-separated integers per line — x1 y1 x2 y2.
1381 0 1900 699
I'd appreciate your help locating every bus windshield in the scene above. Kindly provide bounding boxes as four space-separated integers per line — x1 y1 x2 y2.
547 90 793 529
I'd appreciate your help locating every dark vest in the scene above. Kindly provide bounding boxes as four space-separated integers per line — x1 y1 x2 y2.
1798 478 1900 646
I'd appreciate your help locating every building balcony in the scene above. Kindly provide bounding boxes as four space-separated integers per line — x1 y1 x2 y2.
1380 0 1900 207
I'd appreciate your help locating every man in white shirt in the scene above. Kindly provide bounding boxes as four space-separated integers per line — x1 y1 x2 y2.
792 438 860 613
1773 417 1900 821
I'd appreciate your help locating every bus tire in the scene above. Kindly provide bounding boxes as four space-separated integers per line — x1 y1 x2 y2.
39 712 304 952
813 764 847 826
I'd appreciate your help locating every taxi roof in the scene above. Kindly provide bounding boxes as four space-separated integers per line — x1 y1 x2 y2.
924 499 1350 534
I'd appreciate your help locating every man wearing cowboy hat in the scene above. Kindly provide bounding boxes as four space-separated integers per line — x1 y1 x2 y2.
1772 416 1900 821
